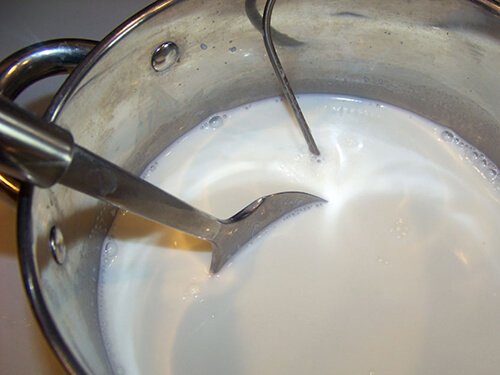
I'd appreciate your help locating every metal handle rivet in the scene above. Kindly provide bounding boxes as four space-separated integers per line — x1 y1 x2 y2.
151 42 179 72
49 225 66 265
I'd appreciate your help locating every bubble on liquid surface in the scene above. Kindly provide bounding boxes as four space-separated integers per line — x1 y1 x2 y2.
105 241 117 253
182 283 202 301
466 149 481 160
442 127 499 187
486 168 498 180
208 115 224 129
103 240 118 267
143 160 159 178
440 130 454 142
312 154 325 164
189 284 201 296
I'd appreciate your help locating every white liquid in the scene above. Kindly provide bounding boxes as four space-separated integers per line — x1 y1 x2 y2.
99 95 500 375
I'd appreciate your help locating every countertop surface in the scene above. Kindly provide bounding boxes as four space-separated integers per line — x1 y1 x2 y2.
0 1 154 373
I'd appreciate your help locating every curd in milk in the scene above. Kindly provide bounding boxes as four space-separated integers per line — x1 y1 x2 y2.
99 95 500 375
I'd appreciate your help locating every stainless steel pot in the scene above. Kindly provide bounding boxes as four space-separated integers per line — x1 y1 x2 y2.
1 0 499 373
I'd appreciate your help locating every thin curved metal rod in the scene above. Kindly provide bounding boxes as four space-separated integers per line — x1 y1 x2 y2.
263 0 321 156
245 0 304 46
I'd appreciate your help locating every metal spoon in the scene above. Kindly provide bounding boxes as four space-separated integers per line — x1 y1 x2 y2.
0 96 324 273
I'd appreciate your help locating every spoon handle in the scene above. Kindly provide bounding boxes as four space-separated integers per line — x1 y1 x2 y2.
0 96 221 240
0 95 73 187
61 145 222 240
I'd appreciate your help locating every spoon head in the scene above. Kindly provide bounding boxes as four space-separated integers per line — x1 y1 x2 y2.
209 191 326 273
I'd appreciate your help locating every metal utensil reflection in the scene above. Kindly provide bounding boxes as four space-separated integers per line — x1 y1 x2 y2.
0 97 324 273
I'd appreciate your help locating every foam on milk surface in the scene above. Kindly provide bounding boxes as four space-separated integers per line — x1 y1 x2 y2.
99 95 500 375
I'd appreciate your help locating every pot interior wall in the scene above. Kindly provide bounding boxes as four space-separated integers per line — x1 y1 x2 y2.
20 0 499 373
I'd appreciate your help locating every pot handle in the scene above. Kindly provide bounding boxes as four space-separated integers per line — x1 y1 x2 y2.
0 39 98 200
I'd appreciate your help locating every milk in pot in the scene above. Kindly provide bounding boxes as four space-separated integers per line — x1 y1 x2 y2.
99 94 500 374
